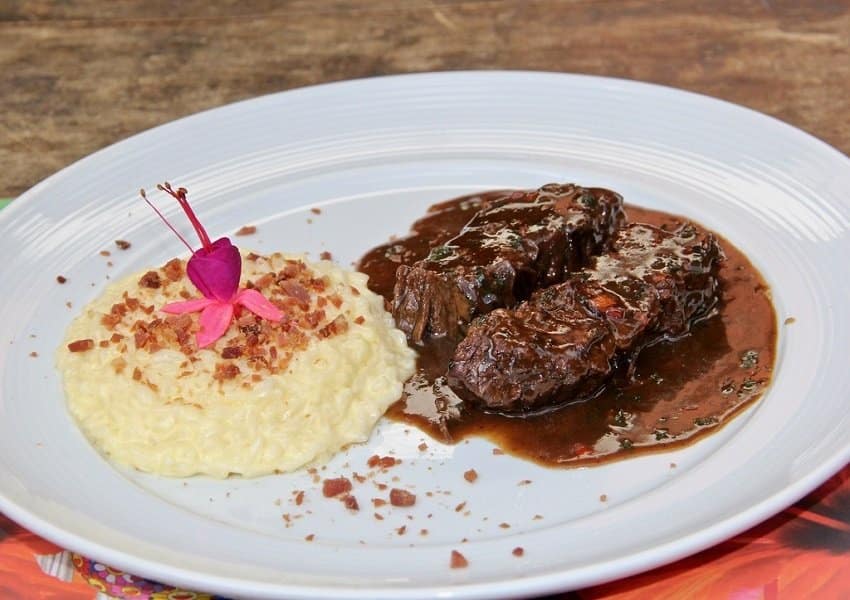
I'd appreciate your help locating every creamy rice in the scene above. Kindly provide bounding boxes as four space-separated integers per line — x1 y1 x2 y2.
57 252 416 478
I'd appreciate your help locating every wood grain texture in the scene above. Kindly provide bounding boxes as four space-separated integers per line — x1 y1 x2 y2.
1 1 848 195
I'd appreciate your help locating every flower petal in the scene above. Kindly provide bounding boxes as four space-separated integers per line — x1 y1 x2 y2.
161 297 215 314
197 302 235 348
187 237 242 302
236 289 284 322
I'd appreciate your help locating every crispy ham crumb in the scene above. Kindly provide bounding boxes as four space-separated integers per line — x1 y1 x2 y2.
320 251 333 261
115 240 131 250
67 339 95 352
56 275 67 284
499 523 511 529
138 270 161 289
518 479 532 486
372 498 387 507
322 477 353 498
420 529 429 536
305 534 315 542
450 550 468 569
343 495 360 511
512 547 524 557
390 488 416 507
396 525 407 535
29 351 38 358
354 315 365 325
235 225 257 236
374 512 384 520
463 469 478 483
318 315 348 338
163 258 183 281
100 250 111 257
311 207 322 215
492 448 504 455
294 490 305 506
599 494 608 502
213 363 240 381
221 346 243 359
454 501 466 512
368 455 399 469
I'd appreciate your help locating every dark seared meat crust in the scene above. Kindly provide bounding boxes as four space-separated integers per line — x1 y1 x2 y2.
447 222 722 413
392 183 626 343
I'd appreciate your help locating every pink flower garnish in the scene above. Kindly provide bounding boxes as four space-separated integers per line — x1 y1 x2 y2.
142 183 283 348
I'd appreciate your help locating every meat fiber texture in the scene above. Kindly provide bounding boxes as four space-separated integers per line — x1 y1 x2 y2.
392 183 625 343
448 222 722 413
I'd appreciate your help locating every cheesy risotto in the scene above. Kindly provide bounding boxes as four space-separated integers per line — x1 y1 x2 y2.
57 252 416 478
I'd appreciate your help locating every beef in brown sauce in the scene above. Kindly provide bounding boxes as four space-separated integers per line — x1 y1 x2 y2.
392 183 625 343
357 187 776 468
448 223 722 413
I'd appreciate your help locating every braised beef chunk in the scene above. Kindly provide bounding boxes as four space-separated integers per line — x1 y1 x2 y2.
449 283 616 413
448 223 722 413
392 183 625 342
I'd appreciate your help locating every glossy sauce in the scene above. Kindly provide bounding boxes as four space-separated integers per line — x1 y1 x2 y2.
358 192 776 466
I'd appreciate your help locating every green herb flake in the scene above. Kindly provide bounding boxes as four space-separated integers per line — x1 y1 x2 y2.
654 429 670 441
720 381 735 395
679 224 696 239
579 191 598 209
649 372 664 385
428 245 453 261
739 350 759 369
738 379 760 396
619 439 634 450
612 409 630 428
694 416 719 427
473 266 486 287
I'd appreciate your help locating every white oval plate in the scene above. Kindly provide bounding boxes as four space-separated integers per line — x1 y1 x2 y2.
1 72 849 599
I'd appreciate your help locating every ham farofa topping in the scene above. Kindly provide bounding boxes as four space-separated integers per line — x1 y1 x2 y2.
235 225 257 236
389 488 416 507
322 477 353 498
139 270 162 289
67 339 95 352
367 455 399 469
98 255 361 379
214 363 241 381
450 550 469 569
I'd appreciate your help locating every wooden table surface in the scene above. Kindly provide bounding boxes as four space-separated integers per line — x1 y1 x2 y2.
2 0 849 198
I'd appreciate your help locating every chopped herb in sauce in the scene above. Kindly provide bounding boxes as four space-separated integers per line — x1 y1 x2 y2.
612 409 631 428
428 245 453 261
739 350 759 369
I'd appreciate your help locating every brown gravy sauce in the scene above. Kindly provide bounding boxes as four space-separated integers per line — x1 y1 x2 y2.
358 191 776 467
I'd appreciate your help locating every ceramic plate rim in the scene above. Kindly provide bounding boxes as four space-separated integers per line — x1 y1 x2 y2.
1 71 849 599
